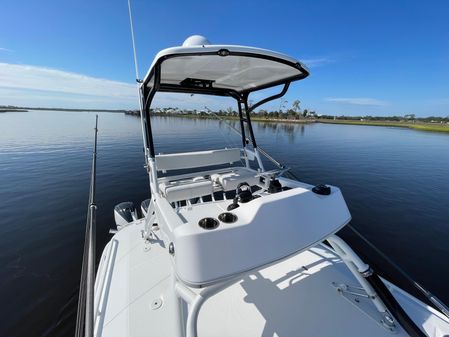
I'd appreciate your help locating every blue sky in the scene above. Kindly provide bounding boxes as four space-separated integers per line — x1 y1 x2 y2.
1 0 448 116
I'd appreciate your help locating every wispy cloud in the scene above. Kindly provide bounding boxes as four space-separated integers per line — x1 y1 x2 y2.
0 62 138 108
325 97 389 107
0 63 137 98
302 57 334 68
0 47 13 52
0 62 234 110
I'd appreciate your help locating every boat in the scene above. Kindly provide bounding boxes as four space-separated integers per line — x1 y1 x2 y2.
75 35 449 337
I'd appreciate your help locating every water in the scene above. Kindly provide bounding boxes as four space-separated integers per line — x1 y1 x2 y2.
1 111 448 336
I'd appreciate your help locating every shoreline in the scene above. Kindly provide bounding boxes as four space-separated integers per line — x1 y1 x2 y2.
0 109 28 113
2 107 448 134
0 106 127 113
146 113 316 124
144 113 449 134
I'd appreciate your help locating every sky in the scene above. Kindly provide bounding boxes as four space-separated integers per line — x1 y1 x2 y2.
1 0 448 116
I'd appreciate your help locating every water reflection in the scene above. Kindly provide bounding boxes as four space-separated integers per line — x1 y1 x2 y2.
253 121 307 143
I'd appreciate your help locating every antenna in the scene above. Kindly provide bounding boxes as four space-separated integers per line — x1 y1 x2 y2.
127 0 140 81
127 0 149 169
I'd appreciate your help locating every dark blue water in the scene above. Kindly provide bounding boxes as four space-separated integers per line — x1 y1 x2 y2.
1 111 448 337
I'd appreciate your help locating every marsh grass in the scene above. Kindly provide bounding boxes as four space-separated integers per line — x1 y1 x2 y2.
318 119 449 133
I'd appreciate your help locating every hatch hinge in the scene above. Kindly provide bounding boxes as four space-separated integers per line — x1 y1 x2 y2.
332 282 397 333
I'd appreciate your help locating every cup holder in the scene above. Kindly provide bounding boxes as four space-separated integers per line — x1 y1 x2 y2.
218 212 238 223
198 217 219 230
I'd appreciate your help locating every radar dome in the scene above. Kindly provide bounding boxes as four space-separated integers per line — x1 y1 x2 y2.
182 35 211 47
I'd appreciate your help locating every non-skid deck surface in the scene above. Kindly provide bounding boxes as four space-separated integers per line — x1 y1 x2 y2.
98 220 414 337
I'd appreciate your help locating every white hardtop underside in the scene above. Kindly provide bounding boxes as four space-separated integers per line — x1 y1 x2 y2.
142 44 309 93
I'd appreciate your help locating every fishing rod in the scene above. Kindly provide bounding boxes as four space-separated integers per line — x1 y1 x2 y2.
75 115 98 337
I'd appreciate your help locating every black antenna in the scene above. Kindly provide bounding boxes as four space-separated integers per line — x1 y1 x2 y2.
127 0 140 82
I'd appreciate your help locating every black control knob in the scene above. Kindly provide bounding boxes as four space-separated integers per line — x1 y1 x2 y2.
268 178 282 193
236 182 253 203
312 184 331 195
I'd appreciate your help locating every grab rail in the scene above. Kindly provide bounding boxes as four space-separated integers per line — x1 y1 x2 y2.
347 224 449 319
75 115 98 337
327 234 427 337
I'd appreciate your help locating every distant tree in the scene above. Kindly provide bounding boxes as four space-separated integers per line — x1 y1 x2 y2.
292 100 301 113
302 109 308 117
259 109 268 118
287 109 296 119
279 98 288 113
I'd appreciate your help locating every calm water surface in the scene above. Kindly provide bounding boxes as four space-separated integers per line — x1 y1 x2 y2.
0 111 448 336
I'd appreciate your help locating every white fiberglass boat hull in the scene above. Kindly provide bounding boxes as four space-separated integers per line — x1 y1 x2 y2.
93 219 449 337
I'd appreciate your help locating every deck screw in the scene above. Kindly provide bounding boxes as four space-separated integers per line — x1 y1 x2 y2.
169 242 175 255
151 298 163 310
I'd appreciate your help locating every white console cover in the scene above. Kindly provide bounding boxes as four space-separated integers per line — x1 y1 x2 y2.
172 185 351 286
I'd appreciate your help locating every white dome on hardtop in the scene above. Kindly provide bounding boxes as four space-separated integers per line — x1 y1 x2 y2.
182 35 211 47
